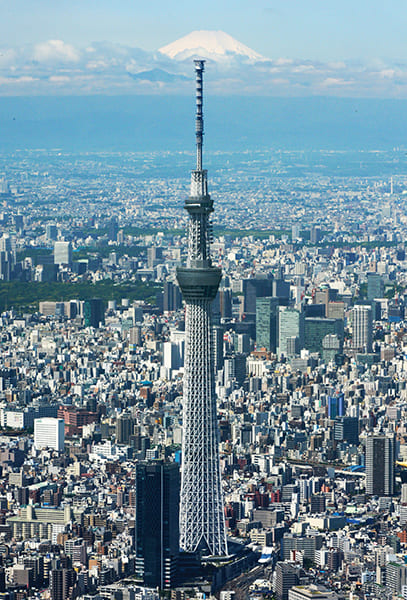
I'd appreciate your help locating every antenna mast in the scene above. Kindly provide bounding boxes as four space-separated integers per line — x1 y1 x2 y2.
194 59 205 171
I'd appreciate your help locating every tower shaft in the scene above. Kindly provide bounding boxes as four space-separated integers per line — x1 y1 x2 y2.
176 60 227 557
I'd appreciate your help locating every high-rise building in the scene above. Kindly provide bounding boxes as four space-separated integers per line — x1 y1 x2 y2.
351 305 372 353
46 224 58 241
291 224 301 241
367 272 384 301
278 307 304 358
334 417 359 446
273 278 290 302
274 562 300 600
224 353 246 387
304 317 343 355
213 289 233 320
83 298 105 328
219 289 232 319
256 296 279 352
386 562 407 594
176 61 228 557
147 246 163 268
322 334 342 363
108 218 118 241
129 326 142 351
327 392 345 419
115 414 134 444
34 418 65 452
163 281 183 312
135 461 180 589
50 568 75 600
365 434 394 496
310 226 322 244
310 494 326 514
212 325 224 371
236 332 250 354
242 278 272 316
163 339 185 371
54 241 72 266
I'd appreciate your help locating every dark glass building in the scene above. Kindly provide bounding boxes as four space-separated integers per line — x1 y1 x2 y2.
328 393 345 419
334 416 359 446
366 435 395 496
83 298 105 328
135 461 180 589
256 296 279 352
163 281 183 312
304 317 344 355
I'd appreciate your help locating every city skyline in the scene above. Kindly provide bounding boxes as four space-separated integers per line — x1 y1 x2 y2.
0 84 407 595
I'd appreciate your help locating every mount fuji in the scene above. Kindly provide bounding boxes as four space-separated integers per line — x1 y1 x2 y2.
159 30 264 63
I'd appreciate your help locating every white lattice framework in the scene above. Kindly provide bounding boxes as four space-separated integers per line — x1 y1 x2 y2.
179 299 227 556
177 60 228 557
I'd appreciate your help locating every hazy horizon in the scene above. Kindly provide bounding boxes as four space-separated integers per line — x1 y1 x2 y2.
1 95 406 154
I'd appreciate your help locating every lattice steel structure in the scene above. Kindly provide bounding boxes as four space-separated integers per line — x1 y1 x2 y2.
176 60 228 557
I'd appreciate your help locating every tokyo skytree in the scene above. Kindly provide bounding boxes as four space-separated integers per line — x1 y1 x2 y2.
176 60 228 557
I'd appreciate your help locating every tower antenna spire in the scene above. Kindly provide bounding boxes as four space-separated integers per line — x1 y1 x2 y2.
194 59 205 171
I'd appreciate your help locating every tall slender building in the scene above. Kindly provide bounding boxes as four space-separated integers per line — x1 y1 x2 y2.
135 461 180 589
176 60 228 557
365 434 395 496
351 305 372 353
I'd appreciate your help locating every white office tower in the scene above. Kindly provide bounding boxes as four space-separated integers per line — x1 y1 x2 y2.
176 61 228 557
54 241 72 266
351 305 372 353
34 418 65 451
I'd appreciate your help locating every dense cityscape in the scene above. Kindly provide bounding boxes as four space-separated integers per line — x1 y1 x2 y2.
1 73 407 600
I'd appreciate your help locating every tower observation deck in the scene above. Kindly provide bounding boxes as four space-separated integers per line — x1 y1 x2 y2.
176 60 228 557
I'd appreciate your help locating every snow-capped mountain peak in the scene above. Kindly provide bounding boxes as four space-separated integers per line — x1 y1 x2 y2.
159 30 264 62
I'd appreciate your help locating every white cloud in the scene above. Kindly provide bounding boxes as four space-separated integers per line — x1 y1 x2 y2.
320 77 353 87
293 64 316 73
0 38 406 97
0 75 37 85
33 40 80 63
49 75 71 83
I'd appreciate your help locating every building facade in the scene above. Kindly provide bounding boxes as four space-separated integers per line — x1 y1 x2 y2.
365 434 394 496
256 296 279 352
34 418 65 452
135 461 180 589
351 305 373 353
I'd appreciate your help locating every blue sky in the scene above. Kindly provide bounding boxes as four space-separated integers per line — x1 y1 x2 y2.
1 0 406 96
2 0 406 61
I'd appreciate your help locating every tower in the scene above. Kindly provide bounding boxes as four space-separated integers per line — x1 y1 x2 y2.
176 60 228 557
